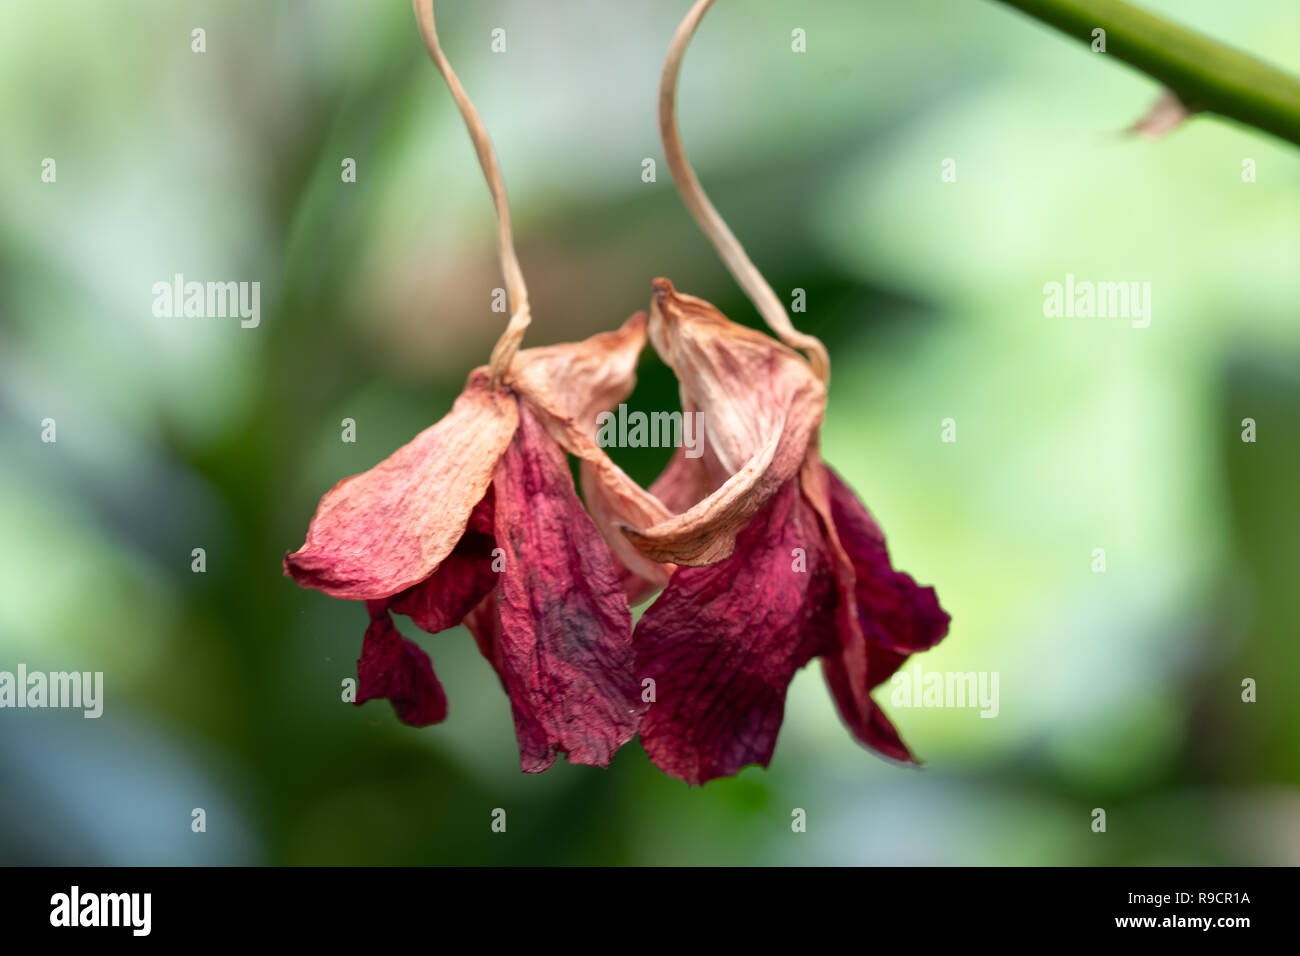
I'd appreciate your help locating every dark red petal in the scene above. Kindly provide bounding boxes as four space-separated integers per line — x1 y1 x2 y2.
801 458 947 765
389 489 499 635
492 404 645 772
866 644 910 692
825 466 950 654
799 453 870 710
463 589 506 688
635 481 838 785
822 653 914 764
512 314 676 598
355 603 447 726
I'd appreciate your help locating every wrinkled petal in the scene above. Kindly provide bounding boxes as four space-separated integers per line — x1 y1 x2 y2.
822 654 913 764
620 279 825 566
508 313 648 427
804 460 950 764
825 465 949 655
597 437 720 604
583 468 670 604
355 602 448 726
799 450 871 715
464 589 505 687
635 480 838 785
492 404 646 772
645 425 719 514
285 371 517 600
508 314 676 597
389 489 499 634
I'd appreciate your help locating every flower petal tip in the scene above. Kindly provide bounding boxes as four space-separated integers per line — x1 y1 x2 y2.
355 610 448 727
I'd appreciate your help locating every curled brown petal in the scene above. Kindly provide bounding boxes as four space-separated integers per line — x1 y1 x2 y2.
595 436 720 603
506 313 647 427
619 279 825 566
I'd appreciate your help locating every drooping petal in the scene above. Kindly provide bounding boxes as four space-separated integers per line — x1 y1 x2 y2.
355 602 448 726
799 450 871 720
463 589 505 686
508 314 675 593
824 465 950 655
388 489 499 635
803 459 950 764
508 313 648 428
284 370 518 600
821 652 913 764
491 403 645 772
620 279 826 567
635 480 838 785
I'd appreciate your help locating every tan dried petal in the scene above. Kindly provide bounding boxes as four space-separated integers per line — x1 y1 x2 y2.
284 370 518 600
1127 89 1194 141
507 313 676 590
619 279 826 566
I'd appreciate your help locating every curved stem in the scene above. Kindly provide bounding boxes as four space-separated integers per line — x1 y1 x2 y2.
413 0 530 386
660 0 831 383
990 0 1300 147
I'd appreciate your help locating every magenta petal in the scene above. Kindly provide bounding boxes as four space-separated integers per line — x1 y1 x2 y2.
389 490 499 635
355 603 448 726
635 481 838 785
825 466 950 654
492 405 645 773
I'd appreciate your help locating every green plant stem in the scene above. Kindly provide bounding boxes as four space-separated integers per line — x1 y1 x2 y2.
990 0 1300 146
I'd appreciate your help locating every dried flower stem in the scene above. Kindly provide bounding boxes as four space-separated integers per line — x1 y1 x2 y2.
413 0 530 386
660 0 831 384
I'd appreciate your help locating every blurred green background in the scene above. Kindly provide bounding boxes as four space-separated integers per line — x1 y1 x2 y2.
1 0 1297 865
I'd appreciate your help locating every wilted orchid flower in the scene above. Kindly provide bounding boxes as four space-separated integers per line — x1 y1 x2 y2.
287 319 669 772
614 282 950 784
285 1 670 773
610 0 952 785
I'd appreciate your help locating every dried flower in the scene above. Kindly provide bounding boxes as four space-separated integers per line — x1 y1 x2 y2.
610 0 951 784
287 0 952 785
617 282 949 784
285 1 669 772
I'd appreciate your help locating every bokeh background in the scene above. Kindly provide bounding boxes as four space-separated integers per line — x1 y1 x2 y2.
1 0 1297 865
